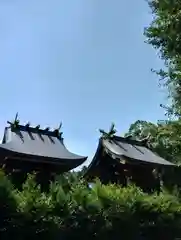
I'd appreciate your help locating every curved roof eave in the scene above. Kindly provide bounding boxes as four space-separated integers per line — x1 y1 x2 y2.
83 139 103 176
0 145 87 167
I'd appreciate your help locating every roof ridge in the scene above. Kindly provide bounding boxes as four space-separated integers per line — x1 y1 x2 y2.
9 123 63 138
112 135 146 146
7 114 63 138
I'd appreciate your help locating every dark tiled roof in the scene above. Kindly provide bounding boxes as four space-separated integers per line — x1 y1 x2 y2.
102 136 175 166
0 125 87 166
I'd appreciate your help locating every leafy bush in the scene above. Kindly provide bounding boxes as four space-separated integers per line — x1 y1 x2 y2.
1 171 181 239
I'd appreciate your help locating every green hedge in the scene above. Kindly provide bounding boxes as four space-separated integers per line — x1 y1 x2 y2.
1 170 181 239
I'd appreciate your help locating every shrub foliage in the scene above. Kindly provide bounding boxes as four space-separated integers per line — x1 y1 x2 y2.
0 171 181 239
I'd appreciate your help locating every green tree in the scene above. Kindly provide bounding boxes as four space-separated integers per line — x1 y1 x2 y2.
145 0 181 116
125 120 158 139
125 119 181 164
124 1 181 165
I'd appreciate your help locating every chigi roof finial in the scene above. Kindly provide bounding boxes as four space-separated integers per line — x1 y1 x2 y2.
58 122 62 131
99 122 117 139
7 112 20 128
54 122 63 137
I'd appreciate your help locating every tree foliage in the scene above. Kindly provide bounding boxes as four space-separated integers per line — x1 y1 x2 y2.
124 119 181 164
145 0 181 116
125 0 181 165
1 171 181 239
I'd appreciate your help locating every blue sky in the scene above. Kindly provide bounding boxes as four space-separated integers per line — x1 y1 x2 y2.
0 0 166 167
